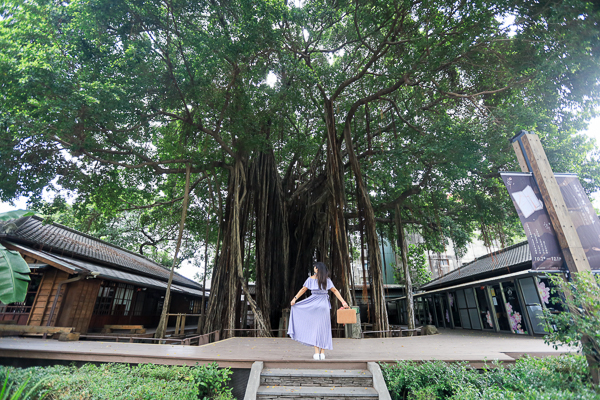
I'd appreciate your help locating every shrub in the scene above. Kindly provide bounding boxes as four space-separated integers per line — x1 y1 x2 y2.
541 272 600 383
381 354 599 400
0 362 233 400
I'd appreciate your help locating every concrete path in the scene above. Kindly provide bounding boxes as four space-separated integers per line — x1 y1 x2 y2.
0 328 575 368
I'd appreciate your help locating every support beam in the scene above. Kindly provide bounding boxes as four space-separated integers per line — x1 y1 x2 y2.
511 141 529 173
0 325 73 334
511 131 591 274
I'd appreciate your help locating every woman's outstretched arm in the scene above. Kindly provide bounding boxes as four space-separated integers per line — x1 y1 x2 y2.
330 287 349 308
290 286 308 306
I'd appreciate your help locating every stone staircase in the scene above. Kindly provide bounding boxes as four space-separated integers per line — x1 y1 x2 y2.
245 362 389 400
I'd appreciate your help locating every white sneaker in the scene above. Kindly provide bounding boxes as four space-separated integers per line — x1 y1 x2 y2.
313 353 320 360
320 353 325 360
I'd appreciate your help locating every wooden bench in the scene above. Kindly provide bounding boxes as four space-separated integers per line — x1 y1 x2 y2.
0 324 78 341
101 325 146 334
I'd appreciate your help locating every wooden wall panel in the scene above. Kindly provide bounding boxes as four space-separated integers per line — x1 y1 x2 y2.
28 269 70 326
57 279 101 333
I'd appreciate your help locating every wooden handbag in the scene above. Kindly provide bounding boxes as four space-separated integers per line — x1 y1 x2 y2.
336 307 357 324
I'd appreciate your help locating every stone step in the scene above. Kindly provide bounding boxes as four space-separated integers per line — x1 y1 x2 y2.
260 368 373 387
257 385 378 400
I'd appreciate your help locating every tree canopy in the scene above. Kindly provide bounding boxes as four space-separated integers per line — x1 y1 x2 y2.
1 0 599 335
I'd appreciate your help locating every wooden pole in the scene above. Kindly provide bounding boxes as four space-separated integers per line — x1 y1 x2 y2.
511 131 599 384
155 163 192 339
510 131 591 274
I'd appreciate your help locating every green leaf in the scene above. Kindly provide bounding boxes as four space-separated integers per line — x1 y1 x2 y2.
0 244 31 304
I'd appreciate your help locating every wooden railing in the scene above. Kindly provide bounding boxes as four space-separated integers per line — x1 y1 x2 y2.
79 330 220 346
360 326 422 338
224 327 346 338
166 313 206 336
0 305 32 325
0 305 32 314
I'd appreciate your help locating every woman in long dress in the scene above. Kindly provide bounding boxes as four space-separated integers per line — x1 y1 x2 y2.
287 262 349 360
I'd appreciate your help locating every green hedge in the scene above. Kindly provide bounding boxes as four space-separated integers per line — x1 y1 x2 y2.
381 354 600 400
0 362 233 400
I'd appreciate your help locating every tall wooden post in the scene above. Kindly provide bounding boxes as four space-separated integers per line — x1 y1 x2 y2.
511 130 598 384
510 131 591 274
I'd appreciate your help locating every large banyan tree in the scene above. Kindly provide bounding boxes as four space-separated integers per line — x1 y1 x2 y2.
1 0 600 336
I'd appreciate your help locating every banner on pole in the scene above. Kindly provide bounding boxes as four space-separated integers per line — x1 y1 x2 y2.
555 174 600 270
500 172 563 270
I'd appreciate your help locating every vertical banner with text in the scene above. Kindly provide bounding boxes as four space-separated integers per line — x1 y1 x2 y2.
555 174 600 270
500 172 563 270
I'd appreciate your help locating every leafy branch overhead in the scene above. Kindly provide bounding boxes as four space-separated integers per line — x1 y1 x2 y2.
0 0 599 334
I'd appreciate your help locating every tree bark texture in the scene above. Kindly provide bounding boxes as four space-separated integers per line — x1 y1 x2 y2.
203 159 272 337
343 109 389 336
249 151 290 329
202 128 386 336
324 99 354 308
395 205 415 330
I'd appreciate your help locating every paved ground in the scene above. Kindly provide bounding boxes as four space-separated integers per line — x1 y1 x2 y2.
0 328 575 368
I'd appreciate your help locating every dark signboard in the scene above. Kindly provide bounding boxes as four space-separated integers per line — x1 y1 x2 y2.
555 174 600 270
501 172 563 270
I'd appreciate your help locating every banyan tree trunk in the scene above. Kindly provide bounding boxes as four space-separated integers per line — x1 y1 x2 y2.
342 112 389 336
203 158 272 337
324 99 354 306
395 205 414 330
286 172 330 299
250 151 290 329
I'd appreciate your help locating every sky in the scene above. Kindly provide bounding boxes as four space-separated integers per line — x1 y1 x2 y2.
2 117 600 280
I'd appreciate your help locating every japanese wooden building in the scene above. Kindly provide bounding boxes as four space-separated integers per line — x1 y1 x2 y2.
0 216 206 333
393 240 600 336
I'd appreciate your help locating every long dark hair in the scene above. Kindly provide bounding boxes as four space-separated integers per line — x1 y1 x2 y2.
314 262 329 290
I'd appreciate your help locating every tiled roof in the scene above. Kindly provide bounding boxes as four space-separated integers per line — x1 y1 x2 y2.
420 241 532 290
48 253 207 297
0 216 201 290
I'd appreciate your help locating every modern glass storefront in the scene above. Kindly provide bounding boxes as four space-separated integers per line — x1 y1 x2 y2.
398 272 566 336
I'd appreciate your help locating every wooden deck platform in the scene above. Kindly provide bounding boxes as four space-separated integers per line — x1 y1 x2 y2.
0 328 573 369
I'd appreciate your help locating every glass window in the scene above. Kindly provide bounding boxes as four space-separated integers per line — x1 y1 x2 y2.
519 277 546 334
456 288 482 330
424 296 435 325
468 309 481 330
501 281 527 334
490 284 510 331
456 290 472 329
438 294 451 327
464 288 477 308
93 281 116 316
111 284 134 316
460 309 471 329
537 276 565 313
475 287 494 330
189 298 202 314
456 290 467 309
434 295 445 328
447 292 461 327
